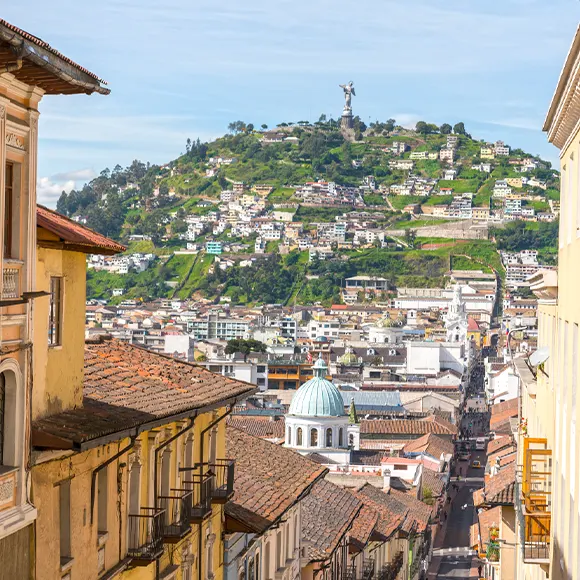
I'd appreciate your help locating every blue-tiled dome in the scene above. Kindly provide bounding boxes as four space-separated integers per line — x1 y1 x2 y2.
288 357 345 417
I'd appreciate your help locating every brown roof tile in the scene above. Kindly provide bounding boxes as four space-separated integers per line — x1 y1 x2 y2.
470 506 502 551
32 339 256 448
350 505 380 550
302 479 362 562
481 463 516 506
389 488 432 533
350 484 406 539
421 467 445 498
403 433 454 460
487 436 513 456
37 205 126 255
225 427 327 533
227 416 286 440
361 419 456 436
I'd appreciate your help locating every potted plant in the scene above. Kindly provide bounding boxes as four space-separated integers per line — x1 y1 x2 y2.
486 540 500 562
489 525 499 541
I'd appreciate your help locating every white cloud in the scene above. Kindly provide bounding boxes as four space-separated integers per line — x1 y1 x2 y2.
37 177 75 207
51 168 97 182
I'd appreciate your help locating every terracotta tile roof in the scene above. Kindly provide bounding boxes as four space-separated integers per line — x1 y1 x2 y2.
349 505 379 550
467 317 480 331
32 339 256 448
470 506 502 551
421 414 458 433
491 398 518 418
421 467 446 498
389 488 432 533
306 452 339 465
37 205 125 255
302 479 362 562
350 484 406 540
0 19 108 94
403 433 454 460
488 444 517 469
227 416 285 440
480 463 516 506
361 419 456 436
487 436 513 456
225 427 327 533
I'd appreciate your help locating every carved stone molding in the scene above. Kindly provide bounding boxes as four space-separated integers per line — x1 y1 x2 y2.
6 132 25 150
0 105 5 120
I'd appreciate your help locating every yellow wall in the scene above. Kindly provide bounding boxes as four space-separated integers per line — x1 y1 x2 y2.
33 410 229 580
33 238 87 419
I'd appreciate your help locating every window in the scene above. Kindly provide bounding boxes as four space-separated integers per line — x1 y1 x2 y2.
257 366 266 373
310 429 318 447
0 374 4 465
338 428 343 447
276 531 282 569
59 480 72 564
349 434 354 447
286 427 292 445
325 428 333 448
248 558 255 580
255 553 260 580
49 277 63 346
4 163 13 259
97 467 108 534
264 543 270 580
296 428 303 446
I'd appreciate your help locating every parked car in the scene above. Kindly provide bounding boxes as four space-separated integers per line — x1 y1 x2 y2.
472 460 482 469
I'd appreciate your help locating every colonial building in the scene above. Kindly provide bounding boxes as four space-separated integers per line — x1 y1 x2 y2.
30 208 257 579
284 357 360 463
0 19 108 578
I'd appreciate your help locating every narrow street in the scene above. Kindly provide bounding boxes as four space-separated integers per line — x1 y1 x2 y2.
429 361 489 579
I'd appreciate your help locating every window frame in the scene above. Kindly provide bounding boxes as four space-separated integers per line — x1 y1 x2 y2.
4 162 14 259
49 277 64 347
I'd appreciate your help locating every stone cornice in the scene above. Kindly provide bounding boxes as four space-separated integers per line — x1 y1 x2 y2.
544 25 580 150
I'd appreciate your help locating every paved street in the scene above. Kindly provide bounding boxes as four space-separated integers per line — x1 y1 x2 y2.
429 359 489 579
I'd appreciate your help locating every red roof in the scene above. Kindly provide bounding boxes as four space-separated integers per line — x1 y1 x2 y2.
37 205 126 255
467 317 480 331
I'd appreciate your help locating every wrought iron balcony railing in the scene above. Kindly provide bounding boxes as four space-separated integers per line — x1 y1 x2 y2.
181 472 214 523
158 490 192 541
208 459 235 503
377 552 404 580
127 508 165 563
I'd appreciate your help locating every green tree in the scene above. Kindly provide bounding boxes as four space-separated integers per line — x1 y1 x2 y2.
440 123 452 134
225 339 267 359
261 124 268 130
453 122 466 135
385 118 396 132
415 121 429 134
56 191 68 215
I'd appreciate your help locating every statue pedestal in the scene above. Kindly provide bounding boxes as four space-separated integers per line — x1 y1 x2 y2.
341 111 353 130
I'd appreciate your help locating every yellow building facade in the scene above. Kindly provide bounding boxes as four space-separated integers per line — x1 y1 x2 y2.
514 26 580 580
0 19 109 579
29 208 255 580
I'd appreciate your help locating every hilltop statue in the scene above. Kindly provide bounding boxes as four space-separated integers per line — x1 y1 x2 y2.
339 81 355 131
339 81 356 112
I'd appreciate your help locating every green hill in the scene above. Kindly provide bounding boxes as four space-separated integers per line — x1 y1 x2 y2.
59 118 560 305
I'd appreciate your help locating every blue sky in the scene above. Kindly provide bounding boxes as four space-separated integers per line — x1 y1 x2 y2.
4 1 580 206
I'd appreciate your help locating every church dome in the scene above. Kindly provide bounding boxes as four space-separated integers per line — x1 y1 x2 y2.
338 347 359 366
288 357 345 417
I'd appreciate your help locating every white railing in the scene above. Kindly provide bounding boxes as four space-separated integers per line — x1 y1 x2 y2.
2 263 21 300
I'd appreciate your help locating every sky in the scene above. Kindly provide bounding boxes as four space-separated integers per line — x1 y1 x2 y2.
4 1 580 206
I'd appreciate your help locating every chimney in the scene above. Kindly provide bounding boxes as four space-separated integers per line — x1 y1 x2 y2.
382 469 391 493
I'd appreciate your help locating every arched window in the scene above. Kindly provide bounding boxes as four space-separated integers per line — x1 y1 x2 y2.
287 427 291 445
0 367 21 469
325 428 333 447
296 428 303 446
338 428 343 447
310 429 318 447
349 433 354 447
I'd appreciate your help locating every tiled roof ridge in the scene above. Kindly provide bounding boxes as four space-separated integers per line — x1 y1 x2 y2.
37 205 126 254
0 19 107 83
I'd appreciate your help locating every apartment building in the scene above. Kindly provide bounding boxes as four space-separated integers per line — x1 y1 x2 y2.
188 316 250 340
512 27 580 580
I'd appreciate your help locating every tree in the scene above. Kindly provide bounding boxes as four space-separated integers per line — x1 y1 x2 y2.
56 191 68 215
404 228 417 248
453 122 466 135
225 339 267 360
261 124 268 130
440 123 452 135
246 123 254 133
415 121 429 134
186 137 191 154
385 118 396 132
319 113 327 123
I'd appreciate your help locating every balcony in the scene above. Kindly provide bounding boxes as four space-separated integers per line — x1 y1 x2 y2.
181 473 214 523
376 552 403 580
127 508 165 564
208 459 235 503
2 262 21 300
158 490 192 542
520 437 552 564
